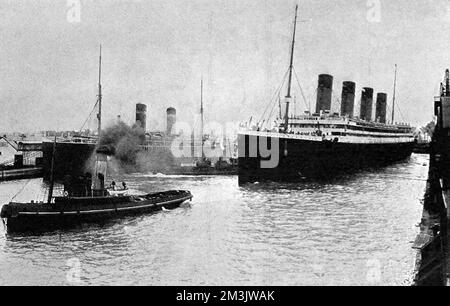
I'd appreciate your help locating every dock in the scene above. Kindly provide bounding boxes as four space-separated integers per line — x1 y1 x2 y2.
0 166 43 181
414 69 450 285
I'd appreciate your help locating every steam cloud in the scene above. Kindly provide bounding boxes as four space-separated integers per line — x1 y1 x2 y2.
95 121 176 174
98 121 145 172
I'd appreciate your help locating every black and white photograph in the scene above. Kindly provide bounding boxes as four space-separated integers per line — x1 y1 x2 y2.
0 0 448 289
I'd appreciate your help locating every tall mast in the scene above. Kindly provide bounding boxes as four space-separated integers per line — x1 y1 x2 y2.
200 78 204 159
284 5 298 132
446 69 450 97
47 135 57 204
97 45 103 143
391 64 397 124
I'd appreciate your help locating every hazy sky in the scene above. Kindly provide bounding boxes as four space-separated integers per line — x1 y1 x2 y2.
0 0 448 133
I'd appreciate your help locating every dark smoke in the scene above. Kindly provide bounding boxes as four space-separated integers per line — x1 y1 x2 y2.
99 121 145 172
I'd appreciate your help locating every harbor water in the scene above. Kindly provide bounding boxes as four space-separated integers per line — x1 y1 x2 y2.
0 154 428 286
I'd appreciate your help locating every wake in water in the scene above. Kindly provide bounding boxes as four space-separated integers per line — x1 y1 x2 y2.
127 172 216 179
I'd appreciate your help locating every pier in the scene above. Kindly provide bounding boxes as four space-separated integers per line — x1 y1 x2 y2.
414 69 450 286
0 167 42 181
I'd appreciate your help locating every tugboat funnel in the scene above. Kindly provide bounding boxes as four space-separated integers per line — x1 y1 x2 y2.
92 149 108 196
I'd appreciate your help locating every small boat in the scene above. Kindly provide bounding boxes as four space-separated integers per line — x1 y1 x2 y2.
0 190 192 233
0 46 194 233
164 158 238 176
0 145 193 233
172 79 238 176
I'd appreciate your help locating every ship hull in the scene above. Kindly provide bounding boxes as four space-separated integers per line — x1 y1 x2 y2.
238 133 415 184
162 168 237 176
42 142 96 181
1 191 192 233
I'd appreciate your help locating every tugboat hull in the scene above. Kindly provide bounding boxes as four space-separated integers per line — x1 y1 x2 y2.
1 190 193 233
238 133 415 184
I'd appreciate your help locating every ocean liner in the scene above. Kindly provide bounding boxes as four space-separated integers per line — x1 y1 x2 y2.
238 5 415 184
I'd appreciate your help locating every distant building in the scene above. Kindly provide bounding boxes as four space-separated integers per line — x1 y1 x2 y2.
0 137 18 166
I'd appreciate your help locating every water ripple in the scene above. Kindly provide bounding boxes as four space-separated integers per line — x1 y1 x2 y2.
0 154 428 285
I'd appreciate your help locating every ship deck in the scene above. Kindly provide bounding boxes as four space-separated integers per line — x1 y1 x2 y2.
240 130 415 144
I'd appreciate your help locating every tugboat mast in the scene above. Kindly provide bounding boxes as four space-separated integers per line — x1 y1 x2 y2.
284 5 298 133
97 45 103 143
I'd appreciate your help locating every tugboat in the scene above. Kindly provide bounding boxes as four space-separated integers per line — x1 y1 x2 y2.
0 46 193 233
0 189 193 233
0 145 193 233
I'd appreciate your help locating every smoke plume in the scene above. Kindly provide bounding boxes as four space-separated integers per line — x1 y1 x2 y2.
98 121 145 172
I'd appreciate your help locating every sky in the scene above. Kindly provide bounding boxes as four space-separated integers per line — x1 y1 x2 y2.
0 0 448 133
